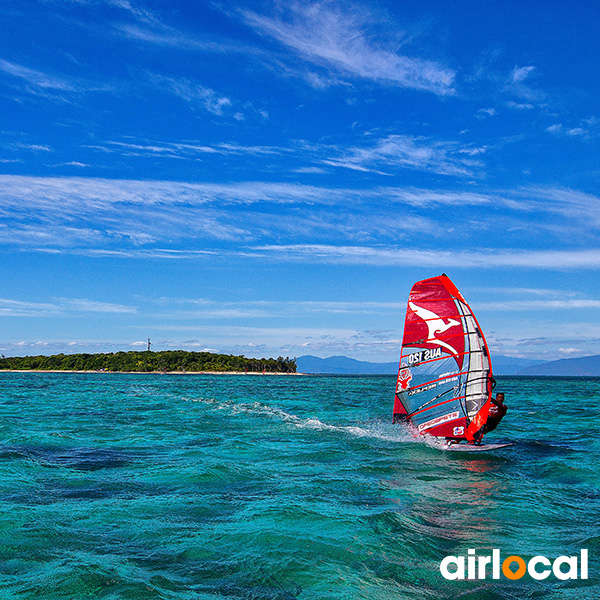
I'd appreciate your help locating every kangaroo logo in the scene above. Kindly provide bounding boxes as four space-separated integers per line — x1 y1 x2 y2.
409 301 460 356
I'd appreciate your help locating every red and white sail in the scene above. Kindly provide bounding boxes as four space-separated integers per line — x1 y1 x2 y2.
393 274 494 442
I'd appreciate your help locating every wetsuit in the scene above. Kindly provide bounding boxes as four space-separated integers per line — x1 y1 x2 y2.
484 398 507 433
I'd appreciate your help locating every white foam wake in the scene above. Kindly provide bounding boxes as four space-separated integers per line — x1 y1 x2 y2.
187 396 413 443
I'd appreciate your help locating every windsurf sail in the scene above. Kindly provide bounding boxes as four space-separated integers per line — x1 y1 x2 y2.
393 274 494 442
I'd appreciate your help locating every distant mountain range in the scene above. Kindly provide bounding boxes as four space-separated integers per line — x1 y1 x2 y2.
296 354 545 376
296 355 397 375
516 354 600 376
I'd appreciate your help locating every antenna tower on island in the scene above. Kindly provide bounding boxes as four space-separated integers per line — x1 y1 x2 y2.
147 338 151 352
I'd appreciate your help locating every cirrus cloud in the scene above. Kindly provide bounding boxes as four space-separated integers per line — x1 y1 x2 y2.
241 1 455 94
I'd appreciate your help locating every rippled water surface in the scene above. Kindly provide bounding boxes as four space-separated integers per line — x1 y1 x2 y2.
0 373 598 599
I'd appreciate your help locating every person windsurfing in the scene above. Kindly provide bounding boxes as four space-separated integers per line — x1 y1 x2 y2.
483 392 507 434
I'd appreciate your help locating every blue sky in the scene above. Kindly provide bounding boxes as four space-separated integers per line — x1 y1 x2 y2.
1 0 599 362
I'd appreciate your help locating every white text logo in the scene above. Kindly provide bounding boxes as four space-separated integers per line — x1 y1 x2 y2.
440 549 588 581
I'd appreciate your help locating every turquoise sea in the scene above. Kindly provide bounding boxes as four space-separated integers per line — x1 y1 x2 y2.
0 372 598 599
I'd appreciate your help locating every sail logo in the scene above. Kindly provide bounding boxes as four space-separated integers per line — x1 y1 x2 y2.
397 368 413 390
418 411 459 432
405 347 442 365
440 549 588 581
409 302 460 356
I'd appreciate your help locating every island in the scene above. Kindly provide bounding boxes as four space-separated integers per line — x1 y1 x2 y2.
0 350 297 374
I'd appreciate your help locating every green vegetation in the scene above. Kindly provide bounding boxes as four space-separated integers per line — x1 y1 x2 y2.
0 350 297 373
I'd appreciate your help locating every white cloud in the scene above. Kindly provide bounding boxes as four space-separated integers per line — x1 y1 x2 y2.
381 188 496 207
319 135 484 177
0 297 136 317
0 58 112 98
477 107 497 119
479 299 600 311
504 64 545 103
150 297 407 320
91 133 483 177
475 286 578 298
91 139 286 159
128 323 398 360
0 59 78 92
0 175 338 209
13 143 52 152
547 123 588 137
241 1 455 94
293 166 327 174
1 175 599 259
510 65 535 84
519 186 600 230
60 298 137 314
0 298 59 317
148 74 232 115
545 117 597 138
250 244 600 269
113 20 260 56
506 101 534 110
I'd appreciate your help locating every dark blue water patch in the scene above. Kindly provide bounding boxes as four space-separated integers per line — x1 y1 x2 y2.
50 484 121 501
9 564 179 600
126 548 306 599
1 479 161 505
0 444 140 471
0 447 32 461
194 569 303 600
46 448 134 471
0 395 31 404
517 440 582 455
183 434 227 448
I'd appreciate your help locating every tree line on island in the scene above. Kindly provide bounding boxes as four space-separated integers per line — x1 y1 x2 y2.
0 350 297 373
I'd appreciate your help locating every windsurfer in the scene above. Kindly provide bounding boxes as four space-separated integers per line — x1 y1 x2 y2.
484 392 507 433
